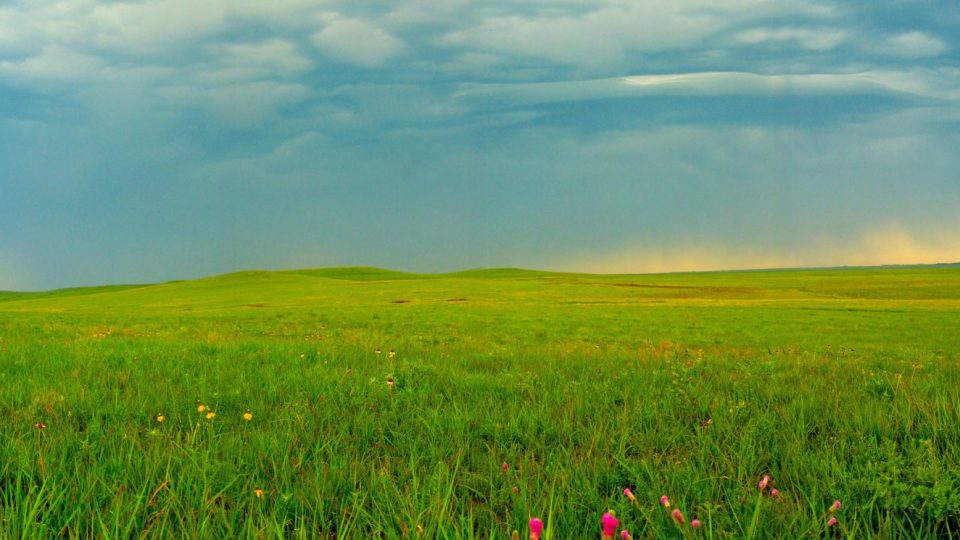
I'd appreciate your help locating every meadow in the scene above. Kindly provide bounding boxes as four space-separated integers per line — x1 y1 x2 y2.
1 266 958 539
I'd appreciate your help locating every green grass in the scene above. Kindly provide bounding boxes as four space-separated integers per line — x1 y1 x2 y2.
1 266 959 538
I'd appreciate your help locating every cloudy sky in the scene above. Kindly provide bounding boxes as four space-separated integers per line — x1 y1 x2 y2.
2 0 959 290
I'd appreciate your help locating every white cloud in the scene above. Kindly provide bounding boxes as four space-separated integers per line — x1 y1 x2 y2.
736 26 848 51
312 17 405 68
157 82 312 128
441 1 835 69
88 0 227 51
442 7 716 69
202 39 312 83
456 69 957 109
882 31 947 59
0 45 102 83
0 8 22 50
386 0 472 25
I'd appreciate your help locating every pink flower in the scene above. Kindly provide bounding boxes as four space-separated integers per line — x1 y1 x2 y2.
620 530 632 540
672 509 685 525
759 475 771 490
831 500 841 512
502 462 509 473
771 488 779 497
691 519 702 529
529 518 543 540
828 517 838 527
623 488 636 502
602 512 619 537
660 495 670 508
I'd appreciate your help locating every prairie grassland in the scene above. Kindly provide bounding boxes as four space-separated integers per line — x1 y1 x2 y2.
1 267 959 538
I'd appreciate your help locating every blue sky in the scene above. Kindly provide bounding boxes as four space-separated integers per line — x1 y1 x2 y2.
1 0 959 290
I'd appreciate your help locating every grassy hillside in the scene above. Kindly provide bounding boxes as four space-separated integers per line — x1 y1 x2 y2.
1 266 958 538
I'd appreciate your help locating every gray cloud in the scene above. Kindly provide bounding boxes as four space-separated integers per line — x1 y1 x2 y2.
1 0 959 289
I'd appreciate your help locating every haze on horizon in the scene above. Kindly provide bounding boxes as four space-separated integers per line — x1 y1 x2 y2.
2 0 959 291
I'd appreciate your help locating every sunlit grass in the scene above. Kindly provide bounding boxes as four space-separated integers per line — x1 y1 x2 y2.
1 266 958 537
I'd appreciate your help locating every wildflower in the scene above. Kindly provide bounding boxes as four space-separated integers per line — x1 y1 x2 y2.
827 517 838 527
375 348 382 355
205 411 216 420
672 509 685 525
155 413 165 423
389 349 396 358
243 410 253 421
254 488 264 499
623 488 636 503
529 517 543 540
196 400 206 413
830 500 841 512
660 495 670 508
759 475 771 490
34 422 47 430
502 462 509 473
601 511 619 539
771 488 779 497
620 530 633 540
387 376 395 388
691 519 702 529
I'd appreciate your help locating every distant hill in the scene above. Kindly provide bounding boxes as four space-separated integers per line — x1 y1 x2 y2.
1 263 959 316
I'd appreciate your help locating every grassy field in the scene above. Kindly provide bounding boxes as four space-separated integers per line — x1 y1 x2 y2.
1 266 959 538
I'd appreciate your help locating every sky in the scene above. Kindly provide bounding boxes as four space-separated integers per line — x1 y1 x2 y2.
2 0 959 290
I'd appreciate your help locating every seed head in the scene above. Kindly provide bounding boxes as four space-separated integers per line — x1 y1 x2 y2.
672 509 685 525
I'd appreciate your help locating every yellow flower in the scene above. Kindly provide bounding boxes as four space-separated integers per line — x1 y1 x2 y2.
242 410 253 421
254 488 264 499
205 411 216 420
196 401 206 413
156 414 165 423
